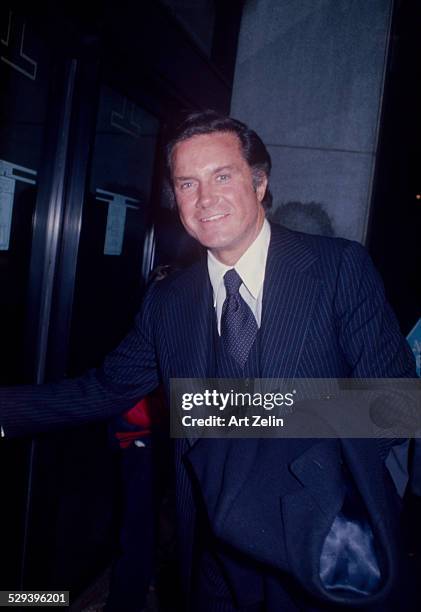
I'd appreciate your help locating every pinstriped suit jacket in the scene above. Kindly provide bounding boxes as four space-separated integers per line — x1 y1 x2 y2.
1 223 416 608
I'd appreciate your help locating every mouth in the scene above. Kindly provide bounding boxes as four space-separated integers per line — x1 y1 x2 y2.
200 213 230 223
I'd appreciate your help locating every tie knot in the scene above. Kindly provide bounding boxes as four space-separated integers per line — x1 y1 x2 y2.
223 269 242 296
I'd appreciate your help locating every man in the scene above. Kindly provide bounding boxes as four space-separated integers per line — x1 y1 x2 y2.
1 111 417 610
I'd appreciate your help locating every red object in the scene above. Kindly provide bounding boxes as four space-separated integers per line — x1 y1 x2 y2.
115 390 167 448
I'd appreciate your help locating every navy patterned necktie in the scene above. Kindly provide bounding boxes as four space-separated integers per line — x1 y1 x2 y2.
221 269 258 368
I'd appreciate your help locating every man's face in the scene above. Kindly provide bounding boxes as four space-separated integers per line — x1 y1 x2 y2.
171 131 267 265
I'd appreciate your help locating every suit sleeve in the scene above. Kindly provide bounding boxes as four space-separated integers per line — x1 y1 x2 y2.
334 241 415 378
0 285 161 438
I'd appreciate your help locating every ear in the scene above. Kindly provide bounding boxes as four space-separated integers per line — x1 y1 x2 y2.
255 173 268 203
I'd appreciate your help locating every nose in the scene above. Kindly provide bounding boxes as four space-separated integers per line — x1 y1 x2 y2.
196 182 215 208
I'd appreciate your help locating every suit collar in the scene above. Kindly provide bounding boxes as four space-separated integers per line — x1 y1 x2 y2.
267 222 319 272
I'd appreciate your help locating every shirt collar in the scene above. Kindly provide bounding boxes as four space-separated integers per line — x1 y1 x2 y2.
207 218 271 305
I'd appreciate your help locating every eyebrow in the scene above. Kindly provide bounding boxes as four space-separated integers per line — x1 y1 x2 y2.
174 165 236 182
212 165 235 174
173 175 195 182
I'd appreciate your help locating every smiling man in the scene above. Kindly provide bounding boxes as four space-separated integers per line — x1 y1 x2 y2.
1 111 417 611
172 131 267 265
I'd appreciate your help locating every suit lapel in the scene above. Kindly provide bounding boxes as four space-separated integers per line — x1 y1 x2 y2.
260 225 321 378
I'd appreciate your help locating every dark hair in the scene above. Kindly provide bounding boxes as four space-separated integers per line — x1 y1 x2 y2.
164 110 273 209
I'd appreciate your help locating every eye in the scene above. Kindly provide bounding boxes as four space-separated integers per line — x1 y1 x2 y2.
178 181 193 190
216 174 230 182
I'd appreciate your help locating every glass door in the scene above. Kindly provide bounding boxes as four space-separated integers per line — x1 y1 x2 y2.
68 85 160 374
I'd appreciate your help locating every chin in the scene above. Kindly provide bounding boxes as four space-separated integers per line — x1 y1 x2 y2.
201 234 233 250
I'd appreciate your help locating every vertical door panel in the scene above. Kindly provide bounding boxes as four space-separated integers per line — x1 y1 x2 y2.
68 86 160 374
